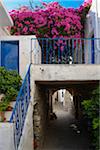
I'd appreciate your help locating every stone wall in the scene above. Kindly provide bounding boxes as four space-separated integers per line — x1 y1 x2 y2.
33 84 49 150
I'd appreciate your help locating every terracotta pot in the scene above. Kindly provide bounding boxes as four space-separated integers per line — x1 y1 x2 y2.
6 106 13 111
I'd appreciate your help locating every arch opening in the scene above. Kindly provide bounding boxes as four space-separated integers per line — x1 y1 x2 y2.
33 81 99 150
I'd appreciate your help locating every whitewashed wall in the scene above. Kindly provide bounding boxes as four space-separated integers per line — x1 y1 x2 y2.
85 0 100 37
58 89 66 103
85 0 100 64
31 64 100 81
0 123 15 150
0 0 13 27
0 27 10 36
18 100 33 150
63 91 73 112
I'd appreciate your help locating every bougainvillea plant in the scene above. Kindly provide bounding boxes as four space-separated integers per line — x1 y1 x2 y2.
77 0 92 35
9 0 92 63
9 0 92 38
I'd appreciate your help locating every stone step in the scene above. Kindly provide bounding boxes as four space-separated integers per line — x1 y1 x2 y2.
10 101 16 108
5 111 12 122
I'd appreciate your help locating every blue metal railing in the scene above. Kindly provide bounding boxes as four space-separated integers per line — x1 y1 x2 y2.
32 38 100 64
10 65 31 150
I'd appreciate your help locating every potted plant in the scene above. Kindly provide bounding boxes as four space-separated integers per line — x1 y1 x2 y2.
0 67 22 122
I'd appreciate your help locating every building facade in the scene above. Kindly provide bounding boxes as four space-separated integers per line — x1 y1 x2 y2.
0 1 100 150
85 0 100 63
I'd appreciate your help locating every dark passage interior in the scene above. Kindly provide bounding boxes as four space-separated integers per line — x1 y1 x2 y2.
33 81 99 150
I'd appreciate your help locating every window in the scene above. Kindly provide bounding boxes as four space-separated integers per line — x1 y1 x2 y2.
0 41 19 72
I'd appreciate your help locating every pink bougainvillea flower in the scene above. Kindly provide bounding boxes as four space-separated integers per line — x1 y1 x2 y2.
18 23 23 28
18 6 29 12
25 21 30 25
82 0 92 7
9 0 91 42
22 26 28 33
84 0 92 4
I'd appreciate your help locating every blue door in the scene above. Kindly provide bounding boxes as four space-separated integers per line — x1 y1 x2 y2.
1 41 19 72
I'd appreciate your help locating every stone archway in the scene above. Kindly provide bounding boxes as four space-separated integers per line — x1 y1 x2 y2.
33 81 98 150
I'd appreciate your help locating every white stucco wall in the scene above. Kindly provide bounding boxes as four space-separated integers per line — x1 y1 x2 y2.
18 101 33 150
0 0 13 27
63 91 74 113
58 89 66 103
0 27 10 36
85 0 100 64
0 35 41 79
85 0 100 37
0 0 13 36
32 37 41 65
31 64 100 81
0 123 15 150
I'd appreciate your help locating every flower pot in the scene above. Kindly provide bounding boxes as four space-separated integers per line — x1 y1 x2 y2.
6 105 13 111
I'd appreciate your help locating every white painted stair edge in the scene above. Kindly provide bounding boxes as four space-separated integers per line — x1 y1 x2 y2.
0 101 16 150
0 122 15 150
18 98 33 150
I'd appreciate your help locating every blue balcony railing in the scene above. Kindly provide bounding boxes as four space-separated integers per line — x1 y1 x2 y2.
10 65 31 150
32 38 100 64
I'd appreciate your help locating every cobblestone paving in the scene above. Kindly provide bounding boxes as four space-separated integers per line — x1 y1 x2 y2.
42 102 90 150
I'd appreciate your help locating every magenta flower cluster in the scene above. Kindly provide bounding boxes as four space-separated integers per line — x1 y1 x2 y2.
83 0 92 7
9 0 92 38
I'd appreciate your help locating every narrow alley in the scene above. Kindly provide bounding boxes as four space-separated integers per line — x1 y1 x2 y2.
33 81 98 150
42 101 90 150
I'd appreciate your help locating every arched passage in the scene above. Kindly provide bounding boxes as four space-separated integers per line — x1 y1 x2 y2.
51 89 74 117
33 80 98 150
